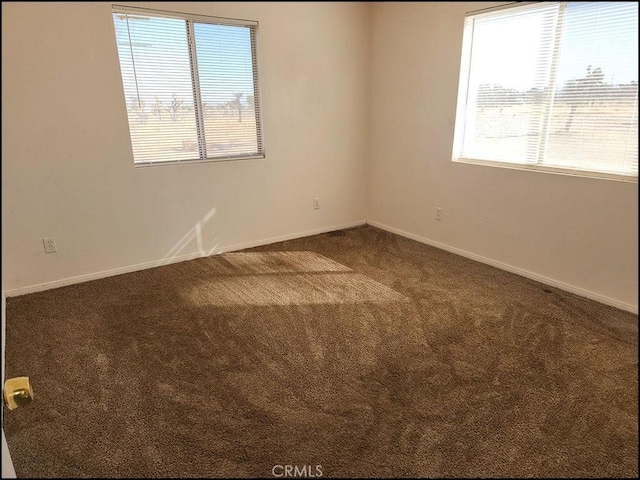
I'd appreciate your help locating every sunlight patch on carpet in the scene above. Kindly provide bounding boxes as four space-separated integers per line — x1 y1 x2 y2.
184 251 407 306
206 251 353 275
183 272 407 306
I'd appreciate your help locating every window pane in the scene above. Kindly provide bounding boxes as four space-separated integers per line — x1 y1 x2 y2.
454 1 638 179
544 2 638 175
113 14 198 164
193 22 260 159
459 4 559 165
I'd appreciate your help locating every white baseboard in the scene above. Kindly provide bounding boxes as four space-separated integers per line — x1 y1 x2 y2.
5 218 637 315
4 220 367 298
216 220 365 253
367 220 638 315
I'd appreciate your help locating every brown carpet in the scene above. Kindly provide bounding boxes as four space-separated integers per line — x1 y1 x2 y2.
3 225 638 478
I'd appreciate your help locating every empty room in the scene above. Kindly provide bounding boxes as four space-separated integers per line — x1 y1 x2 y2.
1 1 637 478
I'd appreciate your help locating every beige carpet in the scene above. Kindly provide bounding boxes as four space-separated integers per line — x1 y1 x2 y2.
4 225 638 478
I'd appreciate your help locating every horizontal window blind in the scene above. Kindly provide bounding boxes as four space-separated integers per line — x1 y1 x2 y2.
454 1 638 180
112 6 264 165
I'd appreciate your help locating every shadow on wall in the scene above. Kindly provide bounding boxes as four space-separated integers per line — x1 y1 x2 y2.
158 207 219 265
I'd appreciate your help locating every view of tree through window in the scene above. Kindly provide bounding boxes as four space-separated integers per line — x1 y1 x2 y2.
453 1 638 180
112 8 264 165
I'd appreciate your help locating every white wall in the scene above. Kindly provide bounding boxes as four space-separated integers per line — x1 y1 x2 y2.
368 2 638 312
2 1 637 313
2 2 369 294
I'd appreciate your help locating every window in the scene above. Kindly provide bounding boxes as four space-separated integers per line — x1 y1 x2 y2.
453 2 638 181
112 6 264 166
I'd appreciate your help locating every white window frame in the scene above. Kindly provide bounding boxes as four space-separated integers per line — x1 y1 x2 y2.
112 5 266 167
452 1 638 183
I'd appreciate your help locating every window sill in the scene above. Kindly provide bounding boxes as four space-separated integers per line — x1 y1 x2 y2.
452 157 638 183
134 154 266 168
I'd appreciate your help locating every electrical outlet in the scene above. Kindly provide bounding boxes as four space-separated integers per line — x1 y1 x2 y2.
436 207 442 221
313 198 320 210
43 237 57 253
